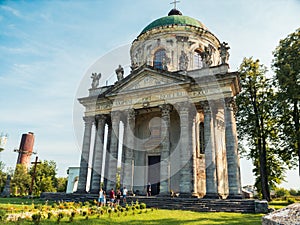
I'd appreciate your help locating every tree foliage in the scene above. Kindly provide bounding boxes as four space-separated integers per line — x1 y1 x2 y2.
56 177 68 192
29 160 57 196
272 28 300 173
11 164 31 196
236 57 288 201
0 161 7 193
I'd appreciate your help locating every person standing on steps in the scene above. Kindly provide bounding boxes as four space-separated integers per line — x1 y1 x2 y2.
123 186 128 203
147 182 151 197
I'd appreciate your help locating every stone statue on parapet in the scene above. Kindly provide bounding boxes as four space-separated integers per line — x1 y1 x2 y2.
115 65 124 81
91 72 101 89
131 57 138 70
179 50 189 71
202 45 213 67
219 42 230 64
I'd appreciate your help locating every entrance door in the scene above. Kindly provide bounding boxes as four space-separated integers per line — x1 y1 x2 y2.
148 156 160 195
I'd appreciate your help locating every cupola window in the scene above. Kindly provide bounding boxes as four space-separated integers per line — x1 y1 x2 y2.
153 49 167 70
194 50 203 69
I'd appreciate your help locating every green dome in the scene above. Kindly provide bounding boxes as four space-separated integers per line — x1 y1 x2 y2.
141 15 206 35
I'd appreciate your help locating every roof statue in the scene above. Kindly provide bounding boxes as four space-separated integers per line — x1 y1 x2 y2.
219 42 230 64
91 73 101 89
115 65 124 81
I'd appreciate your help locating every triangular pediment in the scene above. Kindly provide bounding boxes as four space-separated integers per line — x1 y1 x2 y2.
120 73 177 91
105 67 191 96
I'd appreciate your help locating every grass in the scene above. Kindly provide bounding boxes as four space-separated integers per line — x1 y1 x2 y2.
0 197 277 225
1 209 263 225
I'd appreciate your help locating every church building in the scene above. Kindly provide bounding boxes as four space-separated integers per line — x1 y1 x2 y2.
77 6 242 199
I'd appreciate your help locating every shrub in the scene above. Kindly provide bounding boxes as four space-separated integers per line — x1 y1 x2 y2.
287 198 296 204
275 187 289 198
32 213 42 225
140 203 146 209
289 189 300 196
47 212 53 219
0 210 7 221
57 212 64 224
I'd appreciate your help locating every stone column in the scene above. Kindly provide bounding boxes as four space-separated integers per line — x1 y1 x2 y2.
202 103 218 198
122 109 136 193
178 102 193 195
90 115 106 194
106 111 121 191
225 98 242 198
103 121 112 190
159 104 172 195
77 116 94 193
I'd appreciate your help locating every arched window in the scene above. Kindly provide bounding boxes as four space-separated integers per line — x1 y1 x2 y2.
194 50 203 69
153 49 166 70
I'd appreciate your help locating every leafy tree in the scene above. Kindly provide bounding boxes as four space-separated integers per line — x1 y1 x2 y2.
29 160 57 196
272 28 300 174
236 57 287 201
11 164 31 196
56 177 68 192
0 161 7 193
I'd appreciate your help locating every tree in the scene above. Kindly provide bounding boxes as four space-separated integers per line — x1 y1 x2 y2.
236 57 287 201
10 164 31 196
0 161 7 193
272 28 300 174
56 177 68 192
29 160 57 196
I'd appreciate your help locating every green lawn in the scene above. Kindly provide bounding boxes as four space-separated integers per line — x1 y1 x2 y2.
2 210 263 225
0 197 265 225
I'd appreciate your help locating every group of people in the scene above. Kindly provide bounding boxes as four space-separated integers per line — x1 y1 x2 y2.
97 186 128 207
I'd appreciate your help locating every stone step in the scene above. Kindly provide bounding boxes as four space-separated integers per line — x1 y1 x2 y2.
40 193 260 213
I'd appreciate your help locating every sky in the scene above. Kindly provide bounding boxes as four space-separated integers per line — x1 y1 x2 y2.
0 0 300 189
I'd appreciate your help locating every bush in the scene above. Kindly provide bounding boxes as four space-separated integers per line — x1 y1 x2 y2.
0 209 7 221
57 212 64 224
32 213 42 225
275 187 289 198
289 189 300 196
140 203 146 209
287 198 296 204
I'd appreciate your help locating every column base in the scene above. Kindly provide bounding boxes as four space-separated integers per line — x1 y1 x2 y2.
89 189 100 194
177 193 196 198
203 193 220 199
75 190 88 194
227 194 243 199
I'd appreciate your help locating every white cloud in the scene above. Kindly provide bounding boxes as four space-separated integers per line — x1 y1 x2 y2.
0 5 22 18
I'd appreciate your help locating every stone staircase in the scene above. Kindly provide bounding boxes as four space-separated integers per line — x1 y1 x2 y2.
40 193 267 213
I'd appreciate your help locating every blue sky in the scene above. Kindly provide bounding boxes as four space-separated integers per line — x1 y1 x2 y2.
0 0 300 189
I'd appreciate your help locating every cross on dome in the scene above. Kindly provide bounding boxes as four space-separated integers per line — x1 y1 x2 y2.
170 0 180 9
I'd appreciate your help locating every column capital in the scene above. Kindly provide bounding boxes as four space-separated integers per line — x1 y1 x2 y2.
83 116 94 125
200 101 210 113
126 108 137 121
177 101 191 113
225 97 237 112
111 110 122 122
159 104 173 117
95 114 106 122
